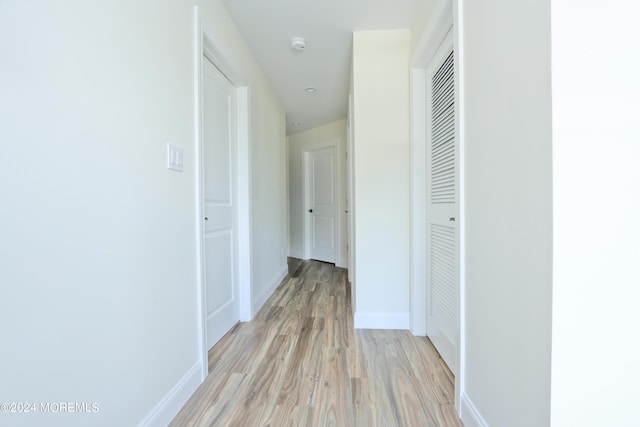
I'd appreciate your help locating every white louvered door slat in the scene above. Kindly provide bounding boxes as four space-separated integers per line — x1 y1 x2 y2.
431 50 455 205
426 38 458 374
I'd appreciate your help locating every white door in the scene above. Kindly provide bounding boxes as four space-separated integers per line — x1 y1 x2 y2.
426 34 458 373
203 57 239 349
307 146 336 263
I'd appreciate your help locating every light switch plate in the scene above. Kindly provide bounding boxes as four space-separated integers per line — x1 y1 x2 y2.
167 143 183 172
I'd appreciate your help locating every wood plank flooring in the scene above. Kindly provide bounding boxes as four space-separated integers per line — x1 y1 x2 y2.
170 259 463 427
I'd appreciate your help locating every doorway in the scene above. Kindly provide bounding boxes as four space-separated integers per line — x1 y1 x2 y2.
195 8 252 380
303 145 338 264
409 0 463 411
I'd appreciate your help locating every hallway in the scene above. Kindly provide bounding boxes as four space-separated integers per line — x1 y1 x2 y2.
171 259 462 426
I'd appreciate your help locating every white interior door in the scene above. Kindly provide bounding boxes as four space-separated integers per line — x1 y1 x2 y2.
307 146 336 263
426 33 458 374
203 57 239 349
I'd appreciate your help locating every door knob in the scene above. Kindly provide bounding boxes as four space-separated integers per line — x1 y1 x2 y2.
205 217 209 221
308 209 313 213
449 217 456 222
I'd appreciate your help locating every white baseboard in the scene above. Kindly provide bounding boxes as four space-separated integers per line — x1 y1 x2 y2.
336 257 348 269
138 362 201 427
460 392 488 427
252 265 288 315
353 312 410 330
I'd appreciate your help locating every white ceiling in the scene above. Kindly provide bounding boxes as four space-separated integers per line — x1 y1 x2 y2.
223 0 426 135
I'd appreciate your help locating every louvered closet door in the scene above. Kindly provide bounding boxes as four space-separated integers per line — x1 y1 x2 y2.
426 35 458 374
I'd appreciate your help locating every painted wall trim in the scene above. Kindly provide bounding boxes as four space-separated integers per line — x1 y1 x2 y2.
460 393 488 427
237 86 253 322
354 312 410 330
347 94 355 306
252 265 288 315
193 5 207 382
452 0 466 414
137 362 201 427
409 64 427 337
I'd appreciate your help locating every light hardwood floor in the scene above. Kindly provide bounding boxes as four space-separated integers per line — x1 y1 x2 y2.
170 259 463 427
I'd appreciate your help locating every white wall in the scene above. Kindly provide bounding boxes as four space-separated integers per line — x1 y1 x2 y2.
459 0 553 425
288 119 348 267
410 0 438 52
0 1 286 425
550 1 640 426
352 30 412 329
247 82 288 310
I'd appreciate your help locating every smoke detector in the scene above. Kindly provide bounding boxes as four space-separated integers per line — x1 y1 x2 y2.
290 37 306 51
